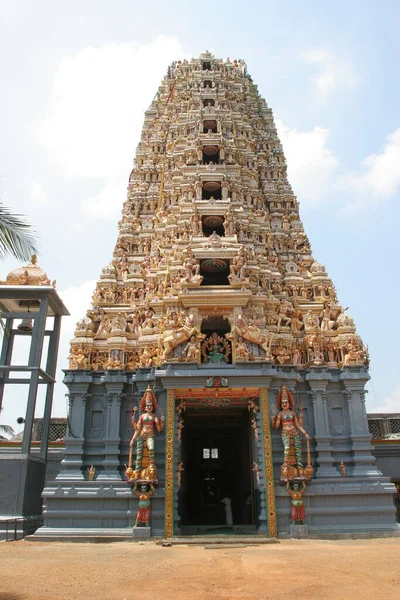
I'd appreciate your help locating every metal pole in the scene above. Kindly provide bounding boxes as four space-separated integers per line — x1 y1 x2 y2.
39 315 61 460
0 318 14 412
21 298 48 455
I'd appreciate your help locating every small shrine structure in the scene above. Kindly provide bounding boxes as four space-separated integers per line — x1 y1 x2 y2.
0 257 69 539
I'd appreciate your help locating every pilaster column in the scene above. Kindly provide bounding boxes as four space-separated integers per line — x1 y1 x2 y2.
57 391 91 481
98 374 126 480
259 387 277 537
165 389 175 538
342 379 381 477
307 378 337 478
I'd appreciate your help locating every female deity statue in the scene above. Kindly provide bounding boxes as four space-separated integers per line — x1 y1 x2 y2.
286 481 306 524
133 483 155 527
271 384 312 481
129 387 164 478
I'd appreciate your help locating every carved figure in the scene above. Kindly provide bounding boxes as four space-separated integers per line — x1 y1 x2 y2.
271 384 311 481
133 483 155 527
177 460 184 485
179 334 201 362
129 387 164 477
201 332 230 363
236 336 250 360
277 298 292 332
160 313 202 361
320 301 335 332
286 481 306 524
229 314 272 359
253 460 261 484
182 249 203 284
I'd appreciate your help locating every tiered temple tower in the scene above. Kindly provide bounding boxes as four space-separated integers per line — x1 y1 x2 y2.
37 52 398 540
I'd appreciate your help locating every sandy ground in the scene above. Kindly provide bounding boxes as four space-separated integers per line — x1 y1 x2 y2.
0 538 399 600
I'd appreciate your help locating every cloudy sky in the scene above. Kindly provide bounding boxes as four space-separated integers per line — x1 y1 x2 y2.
1 0 399 430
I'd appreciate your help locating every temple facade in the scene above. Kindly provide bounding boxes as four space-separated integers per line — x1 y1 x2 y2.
37 52 398 539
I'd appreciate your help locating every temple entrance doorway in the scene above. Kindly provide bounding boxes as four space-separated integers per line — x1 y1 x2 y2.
179 402 256 535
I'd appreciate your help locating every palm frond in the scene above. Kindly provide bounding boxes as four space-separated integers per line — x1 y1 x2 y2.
0 424 15 436
0 204 39 261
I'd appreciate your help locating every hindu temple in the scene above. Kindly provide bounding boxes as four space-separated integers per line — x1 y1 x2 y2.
36 52 398 539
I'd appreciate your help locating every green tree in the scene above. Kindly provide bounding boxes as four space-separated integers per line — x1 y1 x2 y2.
0 203 38 261
0 423 14 437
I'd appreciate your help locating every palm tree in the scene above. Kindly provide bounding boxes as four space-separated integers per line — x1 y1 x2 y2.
0 203 38 261
0 201 39 436
0 423 14 437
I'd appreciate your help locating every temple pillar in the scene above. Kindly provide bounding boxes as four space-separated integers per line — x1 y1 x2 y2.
97 375 125 480
341 372 381 477
58 373 92 480
306 374 337 478
164 389 175 538
259 387 277 537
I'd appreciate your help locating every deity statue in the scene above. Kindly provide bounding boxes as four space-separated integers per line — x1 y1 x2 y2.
160 312 202 361
133 483 155 527
286 481 306 524
179 334 201 362
128 387 164 480
182 249 203 284
271 384 312 481
201 332 230 363
320 301 336 332
303 310 320 331
291 303 303 335
224 209 235 235
236 336 250 361
277 298 292 332
87 465 96 481
229 313 272 360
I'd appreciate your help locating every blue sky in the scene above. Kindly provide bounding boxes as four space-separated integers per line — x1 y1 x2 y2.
1 0 399 428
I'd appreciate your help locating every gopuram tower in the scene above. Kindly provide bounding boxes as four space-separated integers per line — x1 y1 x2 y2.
37 52 398 540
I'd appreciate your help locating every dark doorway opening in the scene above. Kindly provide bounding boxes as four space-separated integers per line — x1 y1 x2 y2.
202 215 225 237
203 120 217 134
179 407 254 533
200 259 230 286
202 185 221 200
203 148 220 164
201 315 231 338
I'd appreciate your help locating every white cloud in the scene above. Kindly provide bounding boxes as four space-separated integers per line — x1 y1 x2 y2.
276 119 339 204
300 47 360 98
36 36 189 219
81 180 126 220
340 128 400 199
51 279 97 417
31 181 47 204
373 383 400 413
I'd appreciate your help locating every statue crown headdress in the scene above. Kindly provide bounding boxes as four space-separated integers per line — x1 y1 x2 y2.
140 385 158 412
276 383 294 410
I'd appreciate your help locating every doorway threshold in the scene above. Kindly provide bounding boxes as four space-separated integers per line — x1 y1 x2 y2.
180 525 257 536
158 534 279 546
